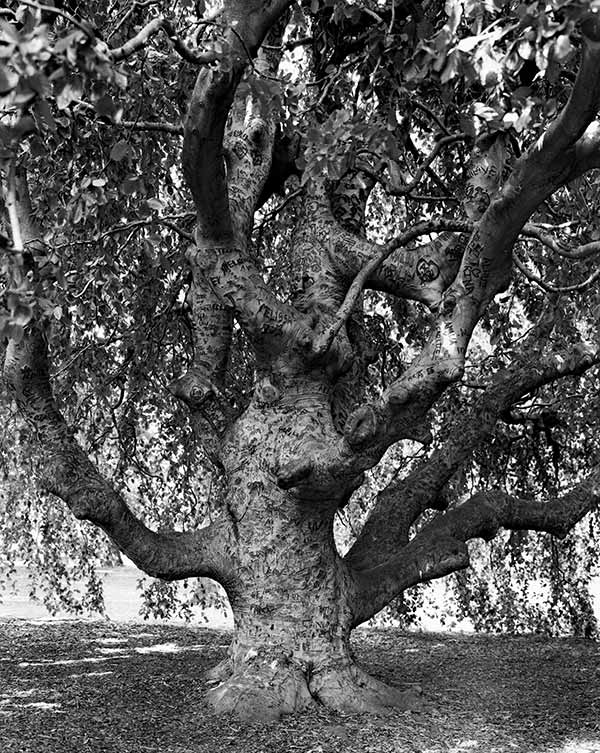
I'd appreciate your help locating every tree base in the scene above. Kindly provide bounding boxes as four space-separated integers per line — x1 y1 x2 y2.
206 654 422 721
310 660 423 714
208 655 315 721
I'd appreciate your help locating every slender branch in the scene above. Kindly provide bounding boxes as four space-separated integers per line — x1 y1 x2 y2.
17 0 95 38
522 223 600 260
74 99 183 134
513 252 600 293
110 17 220 64
314 219 472 356
358 133 469 197
118 120 183 134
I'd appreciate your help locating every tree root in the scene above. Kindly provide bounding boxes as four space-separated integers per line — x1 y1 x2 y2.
309 661 423 714
205 653 422 720
207 655 316 722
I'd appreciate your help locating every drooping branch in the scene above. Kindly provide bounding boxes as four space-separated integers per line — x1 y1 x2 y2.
3 326 233 581
334 20 600 472
346 344 600 571
350 465 600 626
1 167 235 583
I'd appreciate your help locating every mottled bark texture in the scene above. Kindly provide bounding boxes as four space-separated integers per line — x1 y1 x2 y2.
4 2 600 722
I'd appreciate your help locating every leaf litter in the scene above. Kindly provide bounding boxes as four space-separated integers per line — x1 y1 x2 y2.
0 621 599 752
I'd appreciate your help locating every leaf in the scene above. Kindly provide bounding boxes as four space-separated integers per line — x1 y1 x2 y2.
34 97 56 132
110 140 130 162
146 197 163 211
11 302 33 326
55 76 83 110
0 64 18 94
95 94 116 119
553 34 573 62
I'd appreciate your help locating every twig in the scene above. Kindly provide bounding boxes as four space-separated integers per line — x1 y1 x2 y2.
257 187 303 225
107 0 162 42
522 223 600 260
17 0 95 38
5 159 23 253
513 252 600 293
358 134 469 197
73 100 183 134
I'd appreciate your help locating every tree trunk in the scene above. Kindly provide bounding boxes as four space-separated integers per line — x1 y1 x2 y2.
206 395 422 721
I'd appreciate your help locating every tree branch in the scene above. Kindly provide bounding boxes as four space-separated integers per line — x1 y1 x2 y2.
345 344 600 572
314 218 472 357
513 252 600 293
3 325 233 581
358 133 469 197
110 17 220 65
1 167 235 583
522 222 600 260
350 465 600 626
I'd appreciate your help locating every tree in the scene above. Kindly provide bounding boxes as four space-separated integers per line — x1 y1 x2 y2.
2 0 600 722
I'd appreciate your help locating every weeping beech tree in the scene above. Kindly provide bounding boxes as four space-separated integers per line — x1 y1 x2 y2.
3 0 600 721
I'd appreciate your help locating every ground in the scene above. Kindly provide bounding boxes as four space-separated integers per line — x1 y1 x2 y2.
0 621 599 752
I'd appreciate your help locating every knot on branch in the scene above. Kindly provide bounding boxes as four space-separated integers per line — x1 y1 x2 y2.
255 375 280 405
168 367 216 409
344 405 380 450
276 455 313 490
186 244 215 272
387 383 411 407
427 535 470 576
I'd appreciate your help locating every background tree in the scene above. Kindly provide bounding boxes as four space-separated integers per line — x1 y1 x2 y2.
2 0 600 721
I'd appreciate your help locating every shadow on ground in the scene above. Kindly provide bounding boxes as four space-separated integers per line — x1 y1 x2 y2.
0 621 599 753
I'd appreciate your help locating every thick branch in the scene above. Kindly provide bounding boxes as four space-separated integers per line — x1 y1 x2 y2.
346 345 600 570
314 218 472 356
351 466 600 626
1 166 234 582
3 325 233 581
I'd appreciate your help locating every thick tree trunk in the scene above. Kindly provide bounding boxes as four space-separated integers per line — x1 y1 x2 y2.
204 396 421 721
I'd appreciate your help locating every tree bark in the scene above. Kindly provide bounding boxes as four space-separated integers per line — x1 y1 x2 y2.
205 394 421 720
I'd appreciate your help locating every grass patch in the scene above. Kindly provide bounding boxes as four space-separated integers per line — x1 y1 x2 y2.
1 620 599 752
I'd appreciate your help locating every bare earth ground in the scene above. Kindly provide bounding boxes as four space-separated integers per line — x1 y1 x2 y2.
1 622 599 753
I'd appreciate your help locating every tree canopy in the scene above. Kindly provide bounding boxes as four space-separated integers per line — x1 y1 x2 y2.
2 0 600 720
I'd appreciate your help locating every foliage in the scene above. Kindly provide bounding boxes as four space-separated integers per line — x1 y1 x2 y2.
1 0 600 637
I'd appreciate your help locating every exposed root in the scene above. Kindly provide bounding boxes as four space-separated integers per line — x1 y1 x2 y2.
206 652 422 721
208 656 316 722
309 661 423 714
205 656 232 684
